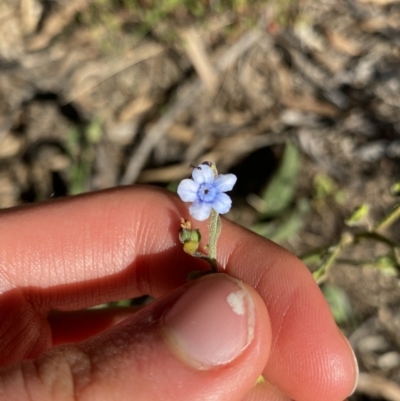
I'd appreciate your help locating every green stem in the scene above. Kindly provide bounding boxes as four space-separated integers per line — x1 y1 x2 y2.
309 204 400 285
309 231 399 285
374 203 400 233
312 232 353 284
299 246 330 265
356 232 398 248
208 209 221 273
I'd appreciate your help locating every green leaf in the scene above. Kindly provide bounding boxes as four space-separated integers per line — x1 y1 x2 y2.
252 198 309 244
345 204 370 227
374 255 398 276
86 117 103 144
391 182 400 196
313 173 336 199
259 142 300 218
322 284 353 325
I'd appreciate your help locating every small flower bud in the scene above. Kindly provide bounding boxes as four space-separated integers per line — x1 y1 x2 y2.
179 219 201 256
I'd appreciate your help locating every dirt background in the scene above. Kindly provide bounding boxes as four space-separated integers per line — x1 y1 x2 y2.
1 0 400 399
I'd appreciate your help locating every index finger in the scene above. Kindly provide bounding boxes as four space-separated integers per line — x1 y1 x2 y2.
0 186 357 400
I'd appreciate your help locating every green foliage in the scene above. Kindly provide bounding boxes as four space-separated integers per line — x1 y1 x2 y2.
166 181 179 193
120 0 263 20
345 204 370 228
250 142 307 244
77 0 270 49
313 173 345 204
322 284 354 326
310 193 400 285
260 141 301 218
373 255 399 275
391 182 400 196
313 173 335 199
66 117 103 195
179 224 201 255
252 198 309 243
374 203 400 233
271 0 302 27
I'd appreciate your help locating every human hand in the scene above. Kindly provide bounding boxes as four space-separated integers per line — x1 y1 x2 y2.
0 186 357 401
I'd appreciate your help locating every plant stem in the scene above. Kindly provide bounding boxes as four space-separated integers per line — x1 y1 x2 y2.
309 204 400 285
208 209 221 272
313 232 353 284
374 203 400 233
356 232 398 248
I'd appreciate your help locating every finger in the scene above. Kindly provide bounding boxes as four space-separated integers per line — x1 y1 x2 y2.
215 220 358 401
242 379 292 401
0 187 207 366
0 274 271 401
0 186 206 307
0 186 357 401
48 307 141 345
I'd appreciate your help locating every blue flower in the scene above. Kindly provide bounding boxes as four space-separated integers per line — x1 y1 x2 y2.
177 164 237 221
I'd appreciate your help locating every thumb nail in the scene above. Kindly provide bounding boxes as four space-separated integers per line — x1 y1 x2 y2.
163 274 255 370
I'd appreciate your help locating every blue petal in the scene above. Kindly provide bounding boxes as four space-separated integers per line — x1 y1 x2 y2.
177 179 199 202
211 192 232 215
189 201 212 221
213 174 237 192
192 164 215 185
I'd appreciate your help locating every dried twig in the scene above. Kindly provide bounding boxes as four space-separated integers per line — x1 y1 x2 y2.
179 27 218 93
120 81 202 185
357 373 400 401
28 0 88 51
120 29 264 185
65 43 164 103
137 132 288 183
358 0 400 4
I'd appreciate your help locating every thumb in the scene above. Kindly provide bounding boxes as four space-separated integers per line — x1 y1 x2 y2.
0 274 271 401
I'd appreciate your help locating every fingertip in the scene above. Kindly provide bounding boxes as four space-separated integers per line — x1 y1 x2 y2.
338 328 359 397
163 274 256 368
211 224 358 401
88 273 272 400
242 379 292 401
263 319 359 401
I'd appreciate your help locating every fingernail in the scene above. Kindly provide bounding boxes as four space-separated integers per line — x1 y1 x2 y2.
164 274 255 369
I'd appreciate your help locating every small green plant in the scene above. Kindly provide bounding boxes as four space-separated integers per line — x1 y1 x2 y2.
313 173 346 205
66 117 103 195
322 284 354 326
251 142 309 244
307 198 400 284
76 0 270 50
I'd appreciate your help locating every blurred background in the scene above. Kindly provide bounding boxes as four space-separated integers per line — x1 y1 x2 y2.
1 0 400 399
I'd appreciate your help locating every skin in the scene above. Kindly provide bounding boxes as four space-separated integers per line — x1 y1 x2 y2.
0 186 357 401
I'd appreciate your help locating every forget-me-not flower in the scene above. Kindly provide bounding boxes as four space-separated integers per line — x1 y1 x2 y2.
177 164 237 221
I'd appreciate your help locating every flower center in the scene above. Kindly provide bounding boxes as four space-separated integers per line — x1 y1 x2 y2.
198 183 217 203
